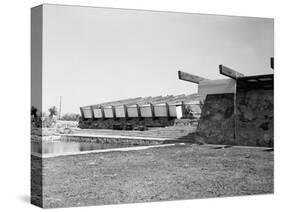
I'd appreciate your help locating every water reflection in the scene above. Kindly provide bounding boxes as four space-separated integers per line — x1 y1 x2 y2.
31 141 135 155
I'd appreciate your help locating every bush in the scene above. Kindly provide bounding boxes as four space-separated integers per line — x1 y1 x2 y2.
113 124 123 130
31 106 42 128
78 118 92 129
61 113 80 121
42 116 56 128
31 116 42 128
183 105 195 119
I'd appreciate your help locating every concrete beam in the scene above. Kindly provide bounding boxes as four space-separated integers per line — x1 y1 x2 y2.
178 70 208 84
219 65 244 79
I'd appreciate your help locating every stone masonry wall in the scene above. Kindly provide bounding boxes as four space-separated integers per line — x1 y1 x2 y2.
196 94 235 145
236 88 273 147
78 117 175 129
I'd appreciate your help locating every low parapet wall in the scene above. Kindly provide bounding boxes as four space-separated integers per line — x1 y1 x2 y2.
78 117 176 129
61 134 168 146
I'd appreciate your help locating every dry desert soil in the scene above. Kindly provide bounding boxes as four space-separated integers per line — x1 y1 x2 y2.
32 143 273 208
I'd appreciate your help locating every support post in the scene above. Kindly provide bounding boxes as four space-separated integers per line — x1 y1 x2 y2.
123 104 128 120
150 103 155 120
112 106 117 120
100 106 105 119
166 102 171 119
136 104 142 120
80 107 85 120
90 106 95 120
181 101 185 119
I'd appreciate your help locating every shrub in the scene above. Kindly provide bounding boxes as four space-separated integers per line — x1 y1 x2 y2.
42 116 56 128
31 116 42 128
31 106 42 128
61 113 80 121
183 105 195 119
31 106 38 118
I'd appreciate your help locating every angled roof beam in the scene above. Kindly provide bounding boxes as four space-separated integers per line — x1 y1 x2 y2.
219 65 244 80
178 70 208 84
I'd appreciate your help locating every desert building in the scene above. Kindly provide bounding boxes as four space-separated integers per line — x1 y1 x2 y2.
178 61 273 147
79 94 203 129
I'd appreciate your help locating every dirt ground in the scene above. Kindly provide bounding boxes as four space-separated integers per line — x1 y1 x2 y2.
38 144 273 208
71 125 197 138
35 125 196 139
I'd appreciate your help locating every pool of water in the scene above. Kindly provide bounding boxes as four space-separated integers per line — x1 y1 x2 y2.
31 141 141 155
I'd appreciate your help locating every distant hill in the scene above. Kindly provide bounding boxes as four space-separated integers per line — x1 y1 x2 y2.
83 93 204 108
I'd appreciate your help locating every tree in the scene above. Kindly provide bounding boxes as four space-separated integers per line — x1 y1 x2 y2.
48 106 58 118
31 106 38 118
185 105 194 119
61 113 80 121
31 106 42 128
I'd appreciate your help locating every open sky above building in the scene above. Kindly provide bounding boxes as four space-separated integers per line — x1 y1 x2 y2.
42 4 273 114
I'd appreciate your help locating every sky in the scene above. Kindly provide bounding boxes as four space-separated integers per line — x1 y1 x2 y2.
41 4 273 114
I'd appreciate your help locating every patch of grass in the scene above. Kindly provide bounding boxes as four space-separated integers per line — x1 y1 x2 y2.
37 145 273 208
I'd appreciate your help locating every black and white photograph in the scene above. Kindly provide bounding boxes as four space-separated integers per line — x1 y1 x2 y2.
30 3 274 209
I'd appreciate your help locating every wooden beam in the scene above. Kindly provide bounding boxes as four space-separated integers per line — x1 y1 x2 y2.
198 79 236 95
219 65 244 79
237 74 273 90
178 70 207 84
